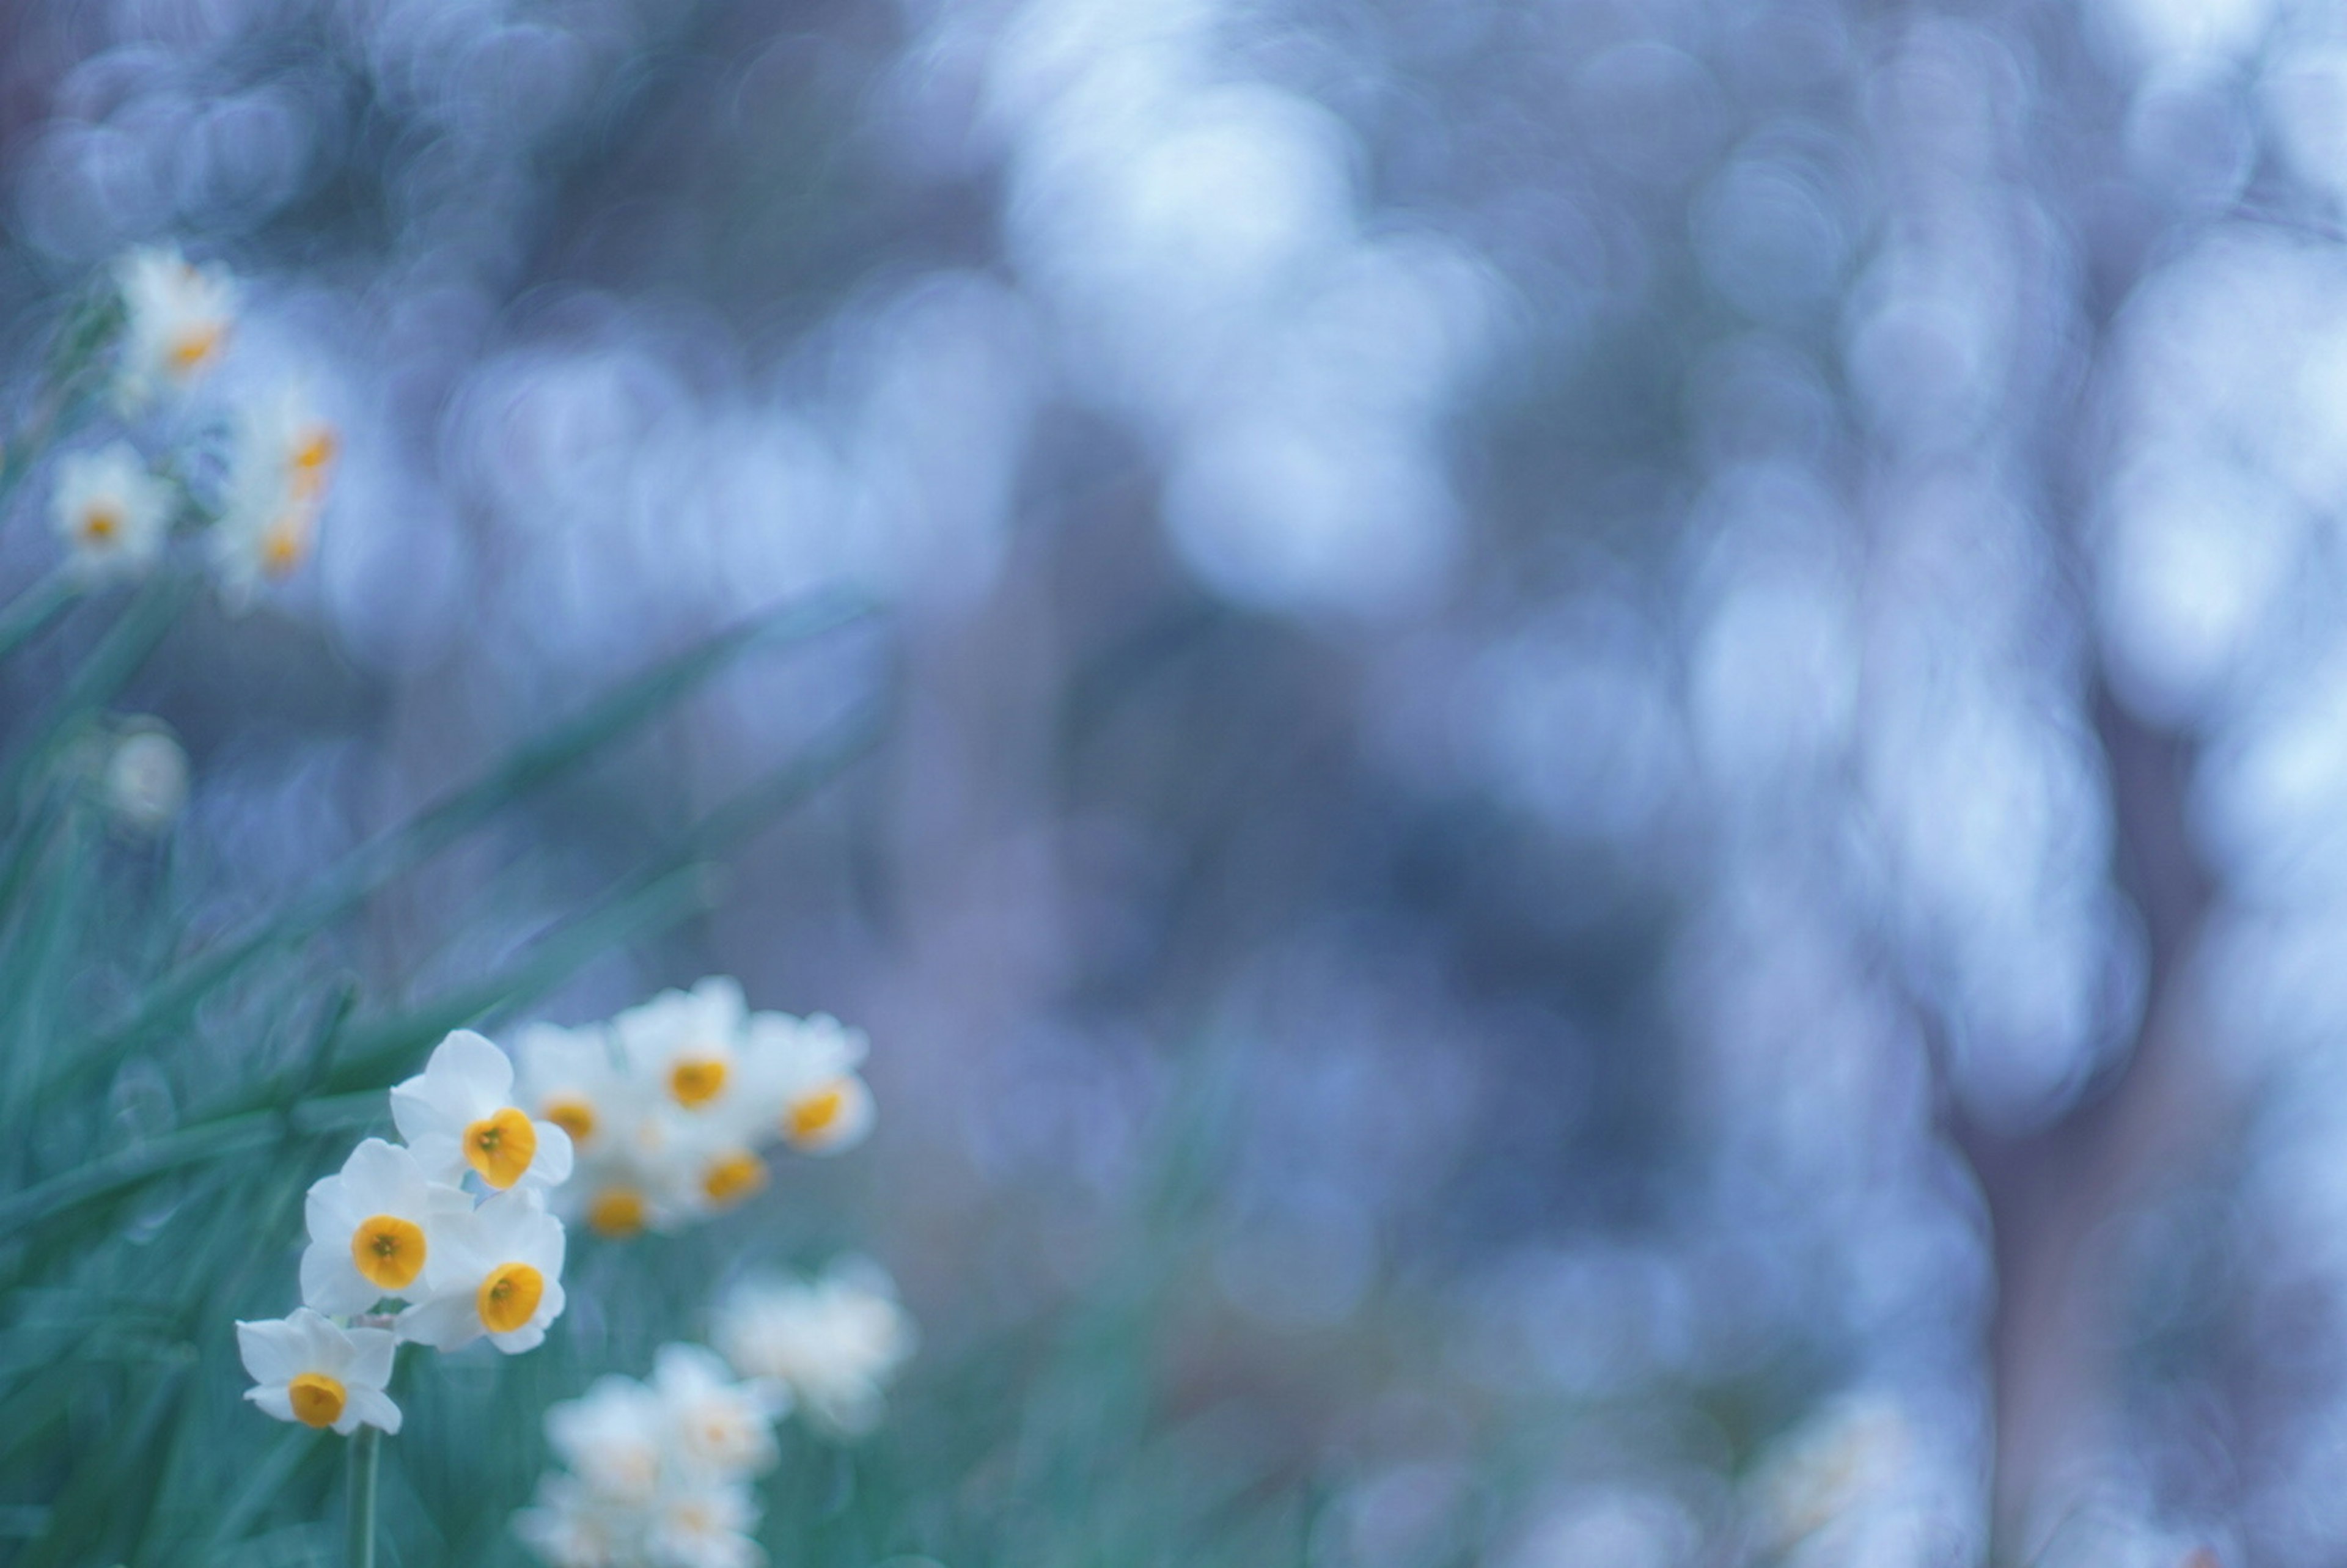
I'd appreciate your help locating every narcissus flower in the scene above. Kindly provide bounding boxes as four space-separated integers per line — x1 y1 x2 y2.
237 1308 401 1435
212 384 337 609
614 977 750 1115
513 1475 628 1568
650 1343 784 1479
545 1376 669 1504
752 1012 875 1156
392 1030 575 1193
113 245 235 409
518 1335 789 1567
50 442 172 581
645 1481 763 1568
398 1186 568 1354
103 723 188 834
301 1138 465 1315
710 1259 914 1437
513 1020 626 1155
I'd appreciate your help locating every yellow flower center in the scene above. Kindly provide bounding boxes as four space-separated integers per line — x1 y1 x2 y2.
477 1261 545 1334
262 515 311 577
786 1080 850 1145
290 427 337 490
589 1188 647 1237
463 1107 538 1190
81 506 119 543
350 1214 426 1291
545 1097 595 1145
287 1372 347 1429
700 1151 766 1205
669 1058 727 1107
167 323 223 375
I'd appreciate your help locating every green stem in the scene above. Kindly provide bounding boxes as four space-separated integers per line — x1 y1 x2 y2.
0 571 79 662
346 1424 380 1568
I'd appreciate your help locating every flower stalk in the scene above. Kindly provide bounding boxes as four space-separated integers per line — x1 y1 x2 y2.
345 1424 380 1568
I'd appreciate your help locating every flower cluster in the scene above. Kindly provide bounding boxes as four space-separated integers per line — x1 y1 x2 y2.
711 1259 916 1438
515 1344 784 1568
44 244 336 607
516 1262 916 1568
510 977 877 1240
237 1030 575 1436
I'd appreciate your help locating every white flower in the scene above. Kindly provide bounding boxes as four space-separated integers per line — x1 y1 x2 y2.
392 1029 576 1193
397 1186 568 1354
644 1478 763 1568
211 383 336 610
711 1259 915 1438
650 1343 783 1481
613 978 749 1116
1748 1394 1917 1553
746 1012 875 1156
50 442 172 581
236 1308 401 1436
515 1474 628 1568
514 1020 628 1156
103 723 187 833
300 1138 466 1316
113 245 234 410
546 1375 670 1504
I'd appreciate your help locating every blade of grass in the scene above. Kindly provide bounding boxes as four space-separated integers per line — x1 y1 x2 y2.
0 570 193 815
0 571 79 664
0 1108 284 1236
65 590 875 1086
323 703 886 1092
0 698 878 1251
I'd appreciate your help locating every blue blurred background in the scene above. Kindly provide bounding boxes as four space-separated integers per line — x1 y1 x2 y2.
5 0 2343 1562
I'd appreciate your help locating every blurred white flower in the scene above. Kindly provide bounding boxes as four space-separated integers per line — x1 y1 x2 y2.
614 976 750 1116
515 1019 627 1154
651 1343 785 1479
392 1029 576 1192
112 245 235 411
1746 1393 1918 1553
103 722 187 833
546 1376 670 1504
212 384 337 610
645 1479 763 1568
745 1011 876 1157
521 1339 785 1568
236 1308 401 1435
711 1258 915 1437
397 1186 569 1354
514 1474 630 1568
50 442 172 581
521 983 880 1240
299 1137 466 1316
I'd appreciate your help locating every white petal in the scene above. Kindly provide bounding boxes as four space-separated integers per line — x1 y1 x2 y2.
343 1326 398 1391
245 1384 296 1423
419 1203 490 1293
341 1138 427 1216
395 1292 483 1351
304 1173 358 1246
432 1030 516 1115
487 1321 548 1355
402 1130 468 1188
526 1121 575 1188
299 1244 380 1317
343 1387 403 1436
294 1308 355 1376
389 1079 465 1149
235 1318 306 1385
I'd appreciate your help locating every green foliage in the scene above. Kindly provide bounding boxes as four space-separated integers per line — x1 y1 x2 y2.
0 564 879 1564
